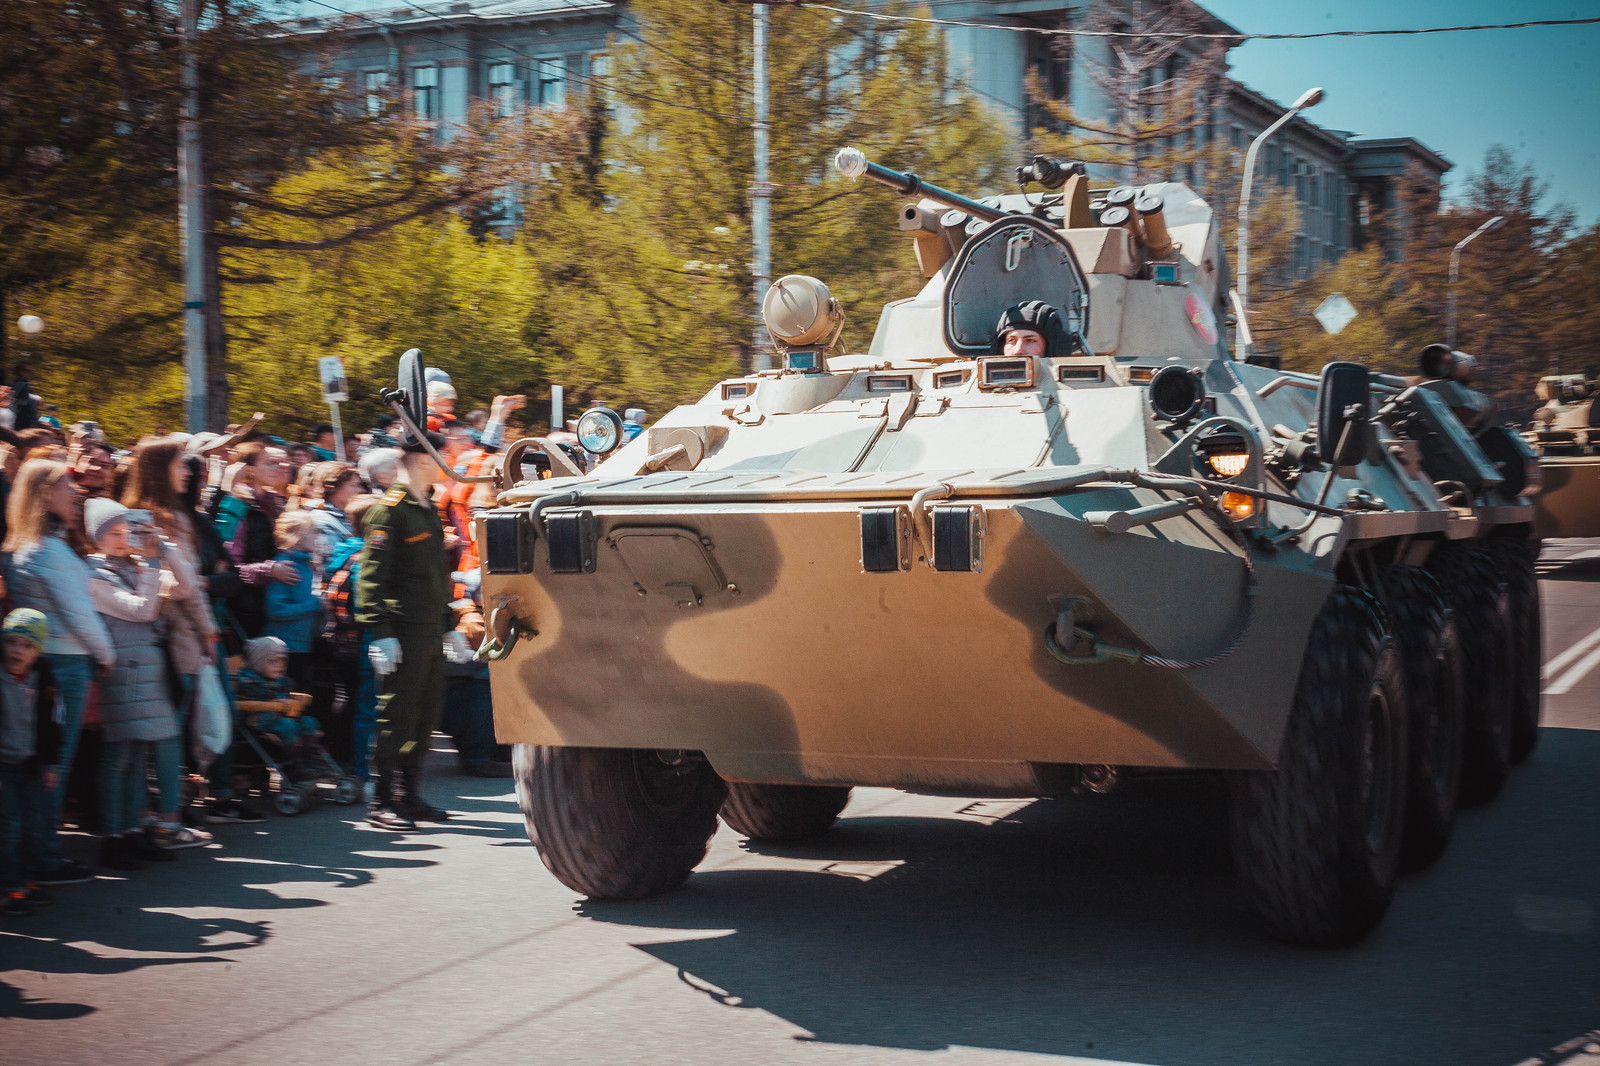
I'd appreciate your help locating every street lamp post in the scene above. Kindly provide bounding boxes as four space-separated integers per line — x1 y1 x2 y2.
1235 86 1324 361
1447 215 1504 349
749 2 773 373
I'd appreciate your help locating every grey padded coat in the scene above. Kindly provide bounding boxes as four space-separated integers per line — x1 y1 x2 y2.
88 554 177 743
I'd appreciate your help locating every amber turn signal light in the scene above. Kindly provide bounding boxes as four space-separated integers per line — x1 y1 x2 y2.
1220 491 1256 521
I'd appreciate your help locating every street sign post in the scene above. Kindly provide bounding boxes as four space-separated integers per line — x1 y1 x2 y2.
1314 293 1357 335
319 356 349 461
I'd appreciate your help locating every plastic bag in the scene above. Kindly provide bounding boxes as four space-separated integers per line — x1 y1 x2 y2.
191 661 233 771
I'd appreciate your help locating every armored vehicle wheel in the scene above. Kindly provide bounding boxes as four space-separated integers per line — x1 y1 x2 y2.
1384 565 1465 871
720 783 852 842
1228 586 1408 947
1481 538 1541 763
513 745 726 900
1427 543 1516 802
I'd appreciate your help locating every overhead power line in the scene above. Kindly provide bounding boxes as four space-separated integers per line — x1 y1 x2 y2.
803 4 1600 41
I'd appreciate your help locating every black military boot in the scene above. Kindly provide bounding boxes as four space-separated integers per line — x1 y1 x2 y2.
398 765 451 822
365 769 415 831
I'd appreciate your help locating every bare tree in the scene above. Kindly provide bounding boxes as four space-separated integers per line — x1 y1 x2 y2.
1030 0 1231 189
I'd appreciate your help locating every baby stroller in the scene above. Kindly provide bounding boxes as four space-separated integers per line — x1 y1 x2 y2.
224 655 363 815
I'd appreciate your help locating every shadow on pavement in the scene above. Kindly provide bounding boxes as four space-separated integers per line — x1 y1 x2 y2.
579 728 1600 1066
0 745 522 1021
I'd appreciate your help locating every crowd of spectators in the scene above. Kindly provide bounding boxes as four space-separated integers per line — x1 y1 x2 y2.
0 379 541 916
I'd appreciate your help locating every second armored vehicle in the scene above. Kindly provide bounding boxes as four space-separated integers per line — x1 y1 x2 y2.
1528 371 1600 537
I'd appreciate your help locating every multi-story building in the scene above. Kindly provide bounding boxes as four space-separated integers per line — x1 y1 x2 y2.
929 2 1450 277
281 0 1448 274
285 0 615 122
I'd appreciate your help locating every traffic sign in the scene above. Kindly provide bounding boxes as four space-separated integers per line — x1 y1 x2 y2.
1314 293 1357 335
319 356 349 403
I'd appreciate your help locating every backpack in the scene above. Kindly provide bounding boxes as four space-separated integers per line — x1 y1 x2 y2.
319 553 363 661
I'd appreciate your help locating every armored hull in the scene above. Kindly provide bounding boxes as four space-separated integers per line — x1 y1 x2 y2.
458 152 1542 943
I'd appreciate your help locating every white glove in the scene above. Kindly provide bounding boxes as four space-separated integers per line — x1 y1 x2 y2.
443 630 473 663
369 637 403 676
449 569 482 598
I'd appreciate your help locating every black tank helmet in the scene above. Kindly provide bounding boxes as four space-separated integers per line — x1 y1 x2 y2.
993 300 1075 358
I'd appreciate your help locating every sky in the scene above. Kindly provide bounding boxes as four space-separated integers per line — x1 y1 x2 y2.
1201 0 1600 226
268 0 1600 227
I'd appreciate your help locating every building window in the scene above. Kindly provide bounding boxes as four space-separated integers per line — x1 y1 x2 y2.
319 74 344 117
488 62 516 117
364 70 389 116
414 65 439 122
536 57 564 108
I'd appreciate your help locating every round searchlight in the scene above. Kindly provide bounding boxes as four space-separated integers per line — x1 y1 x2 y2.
762 274 843 348
576 406 625 456
1149 364 1206 423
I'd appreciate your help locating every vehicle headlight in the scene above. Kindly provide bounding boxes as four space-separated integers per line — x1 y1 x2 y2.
576 406 625 456
1194 427 1251 480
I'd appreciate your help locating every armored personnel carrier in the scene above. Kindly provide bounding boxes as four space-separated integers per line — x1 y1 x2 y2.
408 149 1543 946
1527 371 1600 537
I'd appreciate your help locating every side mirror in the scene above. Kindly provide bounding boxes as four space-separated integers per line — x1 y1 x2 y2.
384 348 428 435
1316 361 1372 468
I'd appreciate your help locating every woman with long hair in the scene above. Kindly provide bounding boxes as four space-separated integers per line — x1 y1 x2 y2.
121 435 219 843
3 458 116 885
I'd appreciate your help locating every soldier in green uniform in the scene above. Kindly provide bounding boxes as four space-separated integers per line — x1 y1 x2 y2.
354 435 454 830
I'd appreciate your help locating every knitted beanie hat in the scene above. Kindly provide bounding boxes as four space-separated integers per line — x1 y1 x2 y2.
83 497 130 546
3 608 49 651
243 635 289 674
427 380 457 403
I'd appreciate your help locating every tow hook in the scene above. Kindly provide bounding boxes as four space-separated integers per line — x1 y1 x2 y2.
477 596 535 661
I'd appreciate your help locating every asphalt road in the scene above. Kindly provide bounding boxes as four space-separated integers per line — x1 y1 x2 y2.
4 543 1599 1066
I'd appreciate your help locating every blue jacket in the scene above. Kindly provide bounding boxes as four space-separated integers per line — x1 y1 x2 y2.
327 535 363 577
264 549 320 653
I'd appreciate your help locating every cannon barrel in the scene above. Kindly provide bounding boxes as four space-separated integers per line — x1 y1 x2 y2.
834 146 1009 224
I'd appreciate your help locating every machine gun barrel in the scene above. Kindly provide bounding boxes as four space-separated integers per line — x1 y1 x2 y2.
834 146 1008 224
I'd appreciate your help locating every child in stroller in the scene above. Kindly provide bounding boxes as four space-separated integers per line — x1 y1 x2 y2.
234 637 356 814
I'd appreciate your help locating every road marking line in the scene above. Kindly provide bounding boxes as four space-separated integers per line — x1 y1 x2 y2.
1515 894 1595 935
1542 624 1600 681
1547 642 1600 696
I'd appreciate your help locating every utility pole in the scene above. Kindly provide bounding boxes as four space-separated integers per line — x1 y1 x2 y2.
179 0 209 431
750 2 773 372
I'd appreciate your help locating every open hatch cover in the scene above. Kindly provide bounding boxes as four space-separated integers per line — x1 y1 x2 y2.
943 215 1091 357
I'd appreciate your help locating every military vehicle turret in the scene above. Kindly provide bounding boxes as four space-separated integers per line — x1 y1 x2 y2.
1527 371 1600 537
392 149 1544 946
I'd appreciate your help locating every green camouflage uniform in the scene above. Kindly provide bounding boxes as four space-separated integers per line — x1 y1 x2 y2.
354 483 451 774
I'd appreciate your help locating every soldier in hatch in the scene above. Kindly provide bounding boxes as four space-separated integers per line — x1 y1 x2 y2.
354 425 465 831
995 300 1075 359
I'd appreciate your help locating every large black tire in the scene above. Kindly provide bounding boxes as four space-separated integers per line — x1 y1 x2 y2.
720 783 852 842
1481 537 1541 763
1427 543 1516 802
1383 565 1465 871
513 745 727 900
1228 586 1409 947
